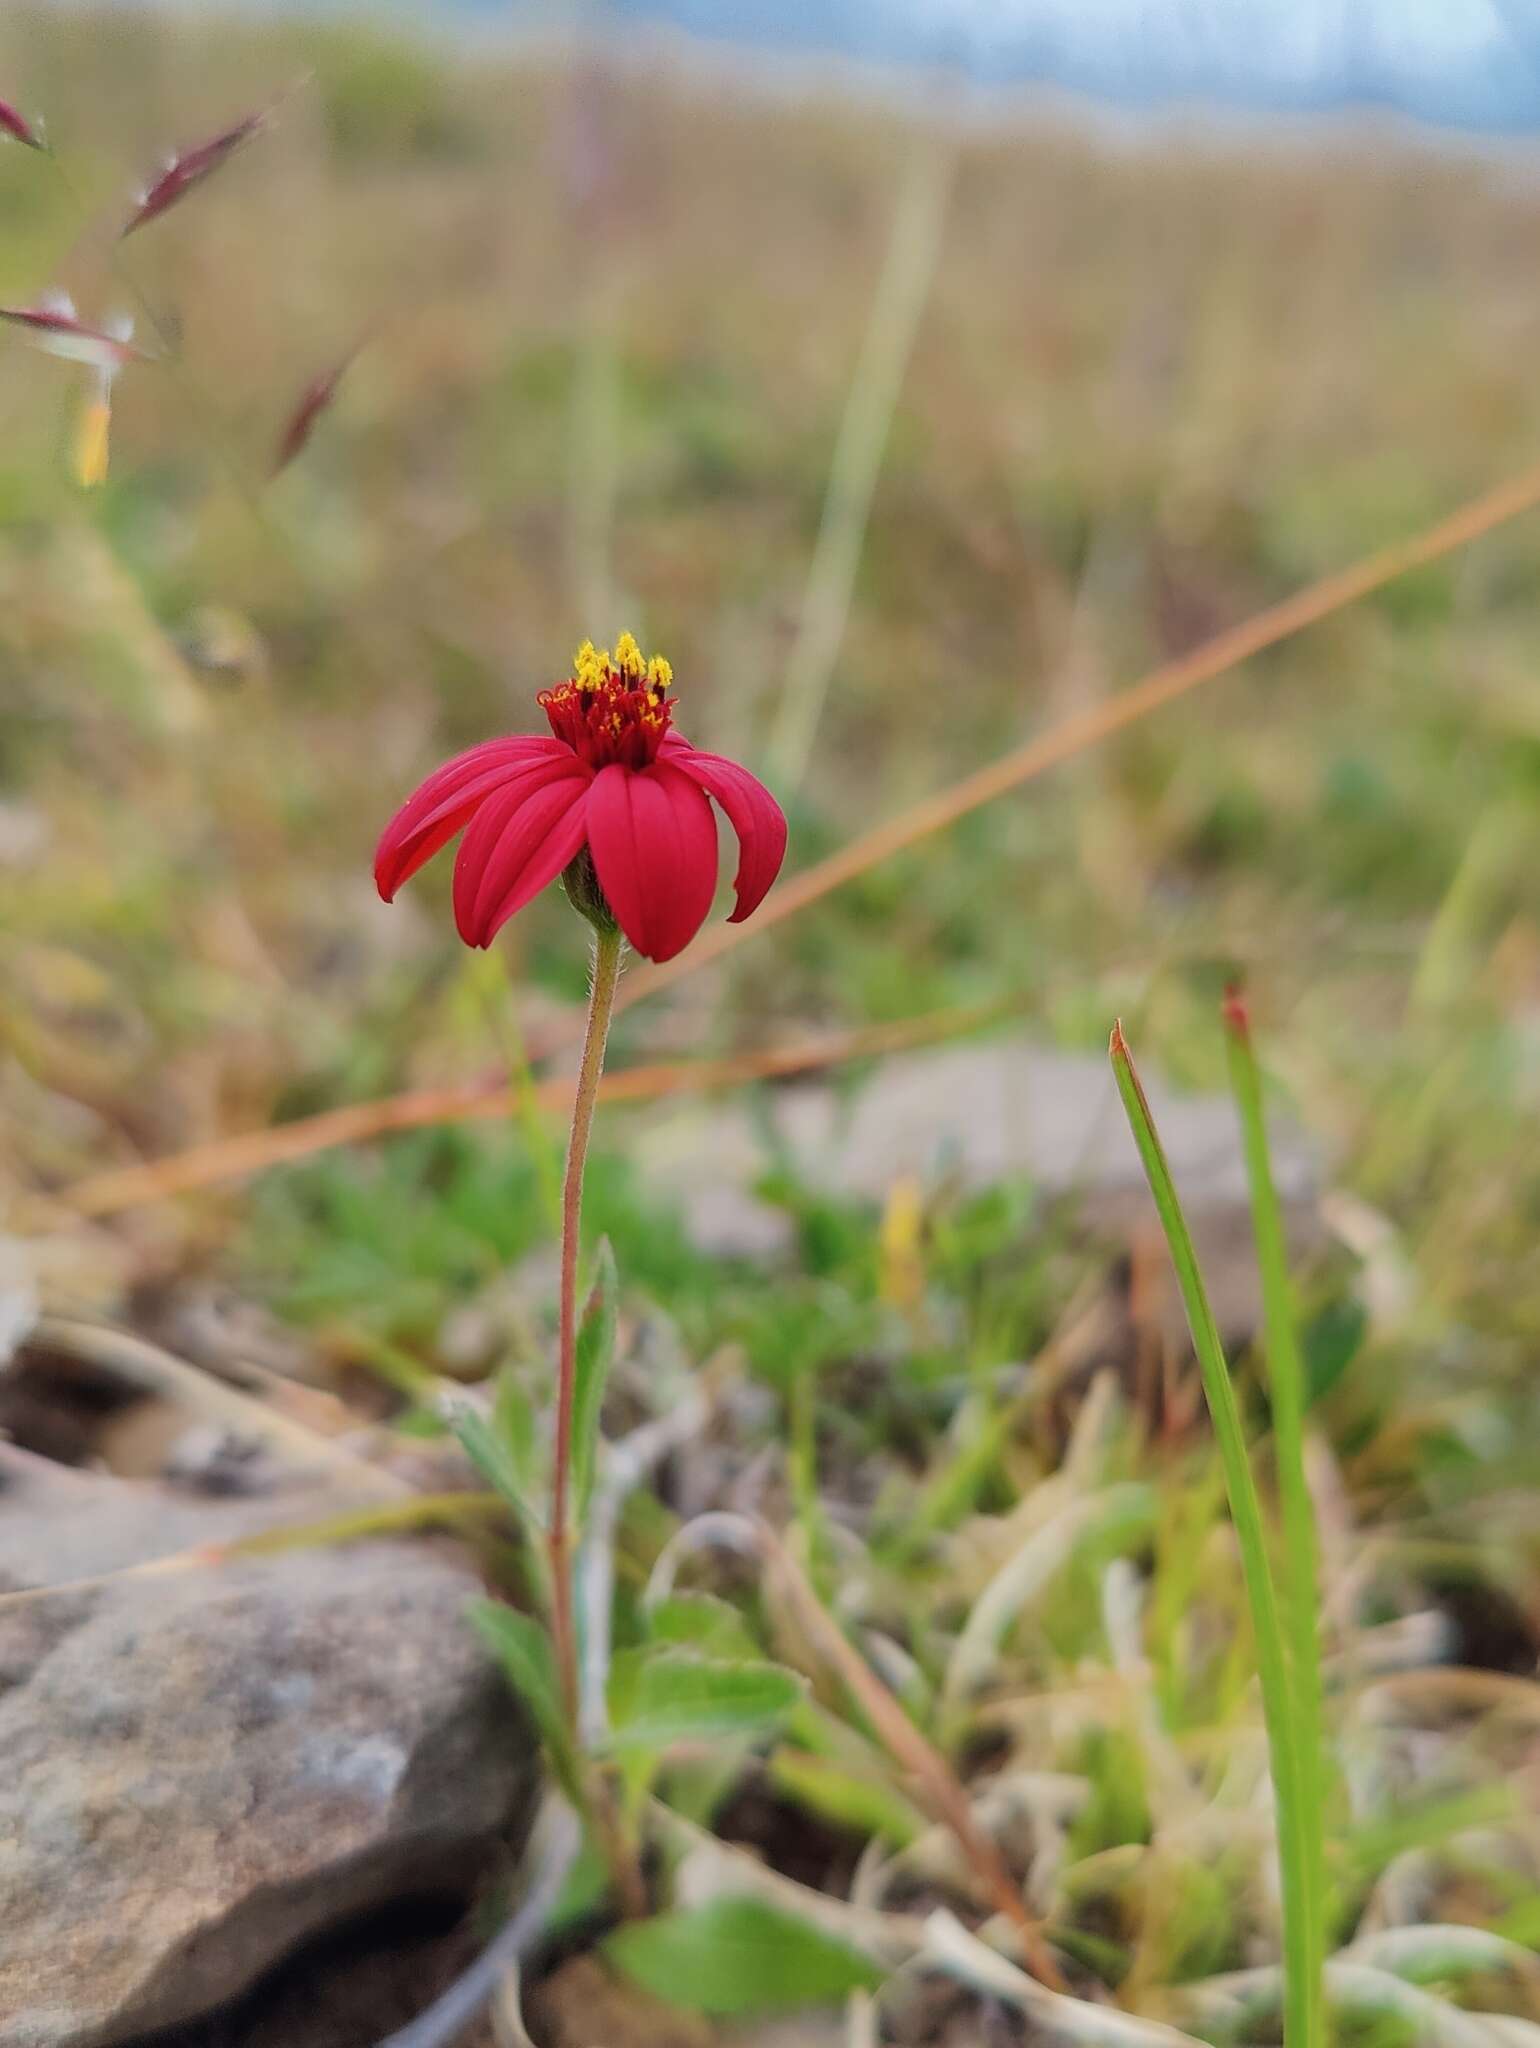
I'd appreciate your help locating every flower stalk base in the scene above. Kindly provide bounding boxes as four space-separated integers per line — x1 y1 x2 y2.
549 921 624 1724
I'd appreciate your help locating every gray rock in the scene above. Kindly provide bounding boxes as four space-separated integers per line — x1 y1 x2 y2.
0 1446 533 2048
636 1031 1318 1259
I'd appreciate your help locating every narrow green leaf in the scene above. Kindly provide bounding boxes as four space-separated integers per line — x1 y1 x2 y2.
605 1895 884 2015
469 1599 578 1796
1224 992 1330 2046
494 1370 542 1486
1109 1022 1317 2048
452 1391 539 1538
571 1236 619 1514
606 1650 805 1754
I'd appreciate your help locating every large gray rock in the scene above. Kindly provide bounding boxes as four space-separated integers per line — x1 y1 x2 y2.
0 1445 533 2048
636 1031 1318 1258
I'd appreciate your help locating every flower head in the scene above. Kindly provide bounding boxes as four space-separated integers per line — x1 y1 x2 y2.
376 635 787 963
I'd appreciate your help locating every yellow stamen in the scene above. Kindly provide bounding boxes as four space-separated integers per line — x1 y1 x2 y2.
573 639 610 691
613 630 645 681
568 632 675 699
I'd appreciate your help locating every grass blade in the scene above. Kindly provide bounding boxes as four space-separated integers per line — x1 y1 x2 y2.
1223 990 1330 2042
1109 1021 1318 2048
766 130 953 793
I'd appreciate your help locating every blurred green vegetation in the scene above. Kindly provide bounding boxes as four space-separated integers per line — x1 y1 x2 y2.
2 13 1538 1358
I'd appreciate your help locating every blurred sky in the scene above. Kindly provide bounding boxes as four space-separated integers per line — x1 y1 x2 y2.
109 0 1540 133
592 0 1540 130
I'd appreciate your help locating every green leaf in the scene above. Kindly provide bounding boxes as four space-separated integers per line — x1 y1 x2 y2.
1302 1295 1366 1405
469 1599 577 1796
547 1830 613 1936
495 1370 542 1483
651 1752 747 1830
769 1747 926 1847
648 1593 763 1660
605 1896 884 2015
572 1237 619 1514
606 1650 804 1755
1065 1726 1152 1858
452 1387 539 1537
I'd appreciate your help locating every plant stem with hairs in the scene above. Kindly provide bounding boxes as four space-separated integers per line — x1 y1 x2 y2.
549 920 624 1723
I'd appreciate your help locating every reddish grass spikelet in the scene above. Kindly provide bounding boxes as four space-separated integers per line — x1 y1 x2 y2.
0 293 143 485
0 293 142 372
0 97 43 151
1221 979 1252 1037
272 350 356 476
122 100 275 237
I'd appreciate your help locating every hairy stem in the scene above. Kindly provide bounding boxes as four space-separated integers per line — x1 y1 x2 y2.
550 922 624 1724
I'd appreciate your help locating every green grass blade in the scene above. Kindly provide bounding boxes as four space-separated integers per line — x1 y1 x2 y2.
765 131 953 793
1223 991 1330 2042
1109 1021 1318 2048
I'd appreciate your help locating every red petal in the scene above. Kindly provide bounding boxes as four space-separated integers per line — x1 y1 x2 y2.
586 760 718 963
452 771 592 947
662 738 786 923
375 737 567 900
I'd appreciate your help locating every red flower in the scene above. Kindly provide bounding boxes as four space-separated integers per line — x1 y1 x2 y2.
376 636 787 963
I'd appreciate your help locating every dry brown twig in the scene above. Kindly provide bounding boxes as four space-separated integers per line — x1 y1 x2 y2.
58 1001 1019 1216
0 1487 504 1616
645 1509 1067 1988
759 1521 1068 1988
23 1314 406 1492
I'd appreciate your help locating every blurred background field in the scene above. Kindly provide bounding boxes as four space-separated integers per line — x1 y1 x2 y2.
3 3 1540 2041
6 8 1540 1354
